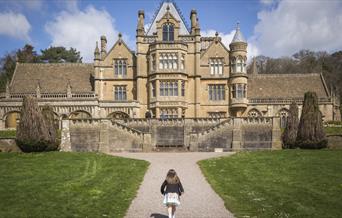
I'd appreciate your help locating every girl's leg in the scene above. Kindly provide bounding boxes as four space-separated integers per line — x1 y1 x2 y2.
168 206 172 218
172 205 176 218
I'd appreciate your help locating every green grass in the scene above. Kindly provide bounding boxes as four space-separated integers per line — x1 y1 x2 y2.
0 152 149 218
199 150 342 218
0 130 16 138
325 127 342 135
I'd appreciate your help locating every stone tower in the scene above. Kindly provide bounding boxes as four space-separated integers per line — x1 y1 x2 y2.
229 22 248 117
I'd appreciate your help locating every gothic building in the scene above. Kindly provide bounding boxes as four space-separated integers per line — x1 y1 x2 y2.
0 1 340 129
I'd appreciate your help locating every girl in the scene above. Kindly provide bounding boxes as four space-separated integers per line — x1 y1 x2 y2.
161 169 184 218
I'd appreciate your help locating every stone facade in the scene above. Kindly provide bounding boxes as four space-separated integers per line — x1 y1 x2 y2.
0 1 340 131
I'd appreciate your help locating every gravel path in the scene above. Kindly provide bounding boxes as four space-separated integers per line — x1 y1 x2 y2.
111 152 235 218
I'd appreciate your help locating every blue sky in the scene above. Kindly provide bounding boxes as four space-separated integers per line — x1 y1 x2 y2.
0 0 341 62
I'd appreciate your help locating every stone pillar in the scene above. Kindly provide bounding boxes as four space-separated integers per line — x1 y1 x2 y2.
156 107 160 118
99 120 110 153
0 119 5 130
177 107 182 118
60 119 72 151
189 133 199 151
232 118 242 150
142 133 152 152
156 79 160 97
272 117 282 149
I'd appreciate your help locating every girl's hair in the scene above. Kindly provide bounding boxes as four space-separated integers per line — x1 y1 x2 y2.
166 169 180 184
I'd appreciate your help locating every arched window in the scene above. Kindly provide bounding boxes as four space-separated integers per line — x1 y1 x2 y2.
279 109 289 128
248 109 261 118
162 23 174 41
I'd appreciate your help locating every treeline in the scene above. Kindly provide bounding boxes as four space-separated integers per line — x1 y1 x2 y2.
0 44 82 91
247 50 342 100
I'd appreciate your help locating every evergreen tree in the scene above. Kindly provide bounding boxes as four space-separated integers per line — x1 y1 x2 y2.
16 44 40 63
16 96 57 152
40 46 82 63
282 102 299 148
41 105 59 151
296 92 327 149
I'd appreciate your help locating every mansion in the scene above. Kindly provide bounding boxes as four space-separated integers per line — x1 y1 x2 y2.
0 1 340 129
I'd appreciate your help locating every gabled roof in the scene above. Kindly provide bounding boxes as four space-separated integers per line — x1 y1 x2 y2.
146 0 190 35
10 63 94 94
248 73 329 99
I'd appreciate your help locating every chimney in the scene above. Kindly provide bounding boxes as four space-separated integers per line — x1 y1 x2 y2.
190 9 197 34
100 35 107 60
137 10 145 36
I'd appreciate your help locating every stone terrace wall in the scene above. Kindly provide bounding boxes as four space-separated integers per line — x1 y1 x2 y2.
60 117 282 152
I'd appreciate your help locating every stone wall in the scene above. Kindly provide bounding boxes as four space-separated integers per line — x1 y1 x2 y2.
60 117 281 152
327 135 342 149
0 139 21 152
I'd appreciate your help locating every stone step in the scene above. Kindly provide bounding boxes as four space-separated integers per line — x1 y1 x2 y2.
153 146 189 152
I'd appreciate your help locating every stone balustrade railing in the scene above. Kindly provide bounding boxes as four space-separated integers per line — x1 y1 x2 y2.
249 97 332 104
0 92 96 99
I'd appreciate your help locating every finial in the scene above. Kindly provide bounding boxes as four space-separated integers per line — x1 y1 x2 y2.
166 5 170 11
236 21 240 30
215 31 219 37
118 33 122 39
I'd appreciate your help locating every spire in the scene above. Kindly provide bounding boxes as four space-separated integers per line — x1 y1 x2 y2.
231 22 246 43
94 41 100 60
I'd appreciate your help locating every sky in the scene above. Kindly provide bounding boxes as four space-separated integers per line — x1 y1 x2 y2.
0 0 341 62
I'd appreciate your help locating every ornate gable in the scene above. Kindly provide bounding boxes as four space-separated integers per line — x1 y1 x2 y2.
146 1 189 35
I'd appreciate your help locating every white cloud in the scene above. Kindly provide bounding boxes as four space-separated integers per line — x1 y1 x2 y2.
45 4 119 62
260 0 274 6
252 0 342 57
202 29 259 61
0 11 31 40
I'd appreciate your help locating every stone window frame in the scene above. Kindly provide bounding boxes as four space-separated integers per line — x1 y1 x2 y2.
231 83 247 99
114 85 127 101
208 84 225 101
159 53 178 70
230 56 246 74
114 59 127 77
160 108 178 119
209 58 223 75
162 23 175 42
160 81 178 97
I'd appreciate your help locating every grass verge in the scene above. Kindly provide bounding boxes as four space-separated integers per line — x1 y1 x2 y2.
199 150 342 218
0 152 149 218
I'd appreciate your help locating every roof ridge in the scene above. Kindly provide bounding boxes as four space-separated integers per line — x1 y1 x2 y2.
249 73 320 77
17 63 93 66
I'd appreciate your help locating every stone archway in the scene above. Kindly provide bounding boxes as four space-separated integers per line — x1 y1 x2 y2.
107 111 129 119
278 108 289 128
69 110 92 119
247 109 262 118
4 111 21 129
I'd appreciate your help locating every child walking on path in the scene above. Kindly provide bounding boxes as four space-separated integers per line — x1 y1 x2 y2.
161 169 184 218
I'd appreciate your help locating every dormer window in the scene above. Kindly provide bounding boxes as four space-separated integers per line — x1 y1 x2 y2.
162 23 174 41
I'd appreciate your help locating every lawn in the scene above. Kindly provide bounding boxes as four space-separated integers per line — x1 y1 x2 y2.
0 152 149 218
199 150 342 218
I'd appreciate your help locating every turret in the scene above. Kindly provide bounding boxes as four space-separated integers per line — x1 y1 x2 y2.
100 35 107 60
137 10 145 36
229 22 248 116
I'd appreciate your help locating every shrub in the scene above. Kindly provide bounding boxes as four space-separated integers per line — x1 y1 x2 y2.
42 105 59 151
16 96 57 152
282 102 299 148
296 92 327 149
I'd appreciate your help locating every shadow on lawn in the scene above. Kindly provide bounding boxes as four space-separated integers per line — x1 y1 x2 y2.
150 213 168 218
